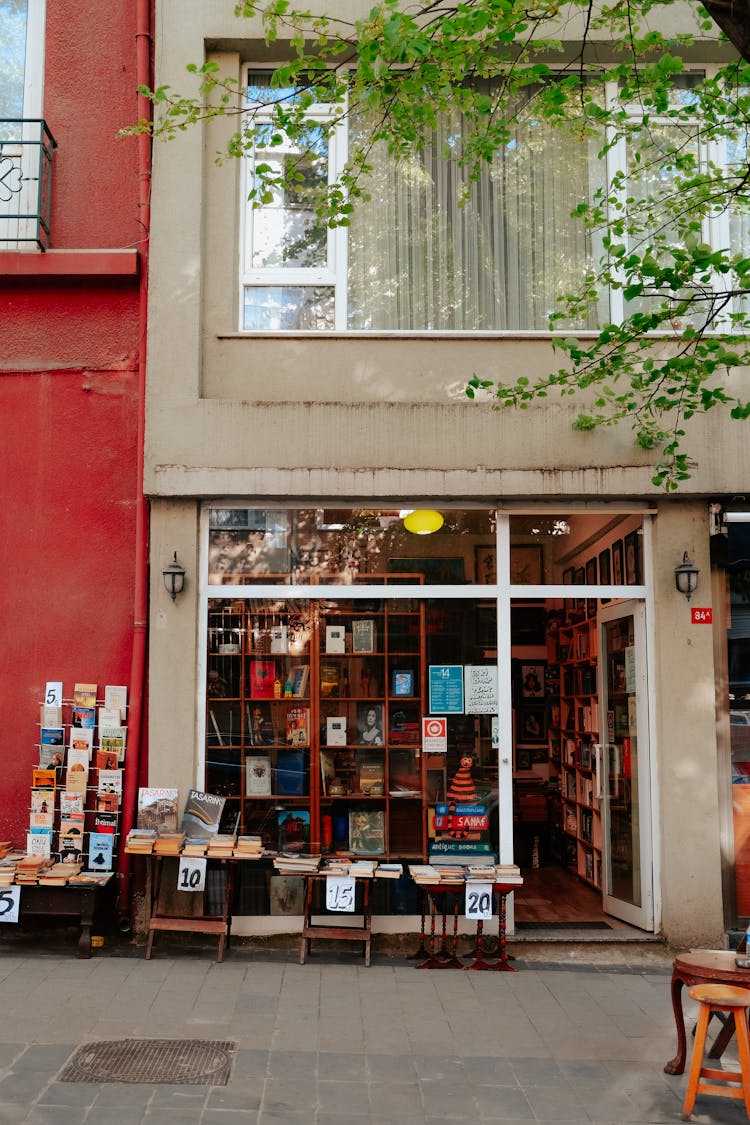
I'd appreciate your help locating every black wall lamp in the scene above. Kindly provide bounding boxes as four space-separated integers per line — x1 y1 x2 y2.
162 551 186 601
674 552 699 601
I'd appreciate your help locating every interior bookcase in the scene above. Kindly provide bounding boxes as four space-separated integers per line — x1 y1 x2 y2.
206 578 438 860
557 613 602 890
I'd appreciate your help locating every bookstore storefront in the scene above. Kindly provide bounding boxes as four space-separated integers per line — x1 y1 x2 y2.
199 504 656 931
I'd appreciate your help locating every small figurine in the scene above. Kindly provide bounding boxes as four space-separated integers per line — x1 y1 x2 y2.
446 752 478 804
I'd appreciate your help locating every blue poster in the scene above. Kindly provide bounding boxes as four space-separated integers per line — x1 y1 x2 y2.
429 665 464 713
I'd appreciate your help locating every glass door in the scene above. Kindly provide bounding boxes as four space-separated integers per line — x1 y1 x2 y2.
598 601 654 929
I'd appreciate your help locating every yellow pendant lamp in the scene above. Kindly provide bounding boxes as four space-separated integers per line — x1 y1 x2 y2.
403 509 444 535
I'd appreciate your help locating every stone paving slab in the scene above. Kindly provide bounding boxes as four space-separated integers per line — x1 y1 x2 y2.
0 948 747 1122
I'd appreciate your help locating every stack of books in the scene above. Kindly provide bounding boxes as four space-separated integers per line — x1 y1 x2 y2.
68 871 113 886
206 834 237 858
408 864 440 885
15 855 51 884
233 835 264 859
38 861 84 886
348 860 376 878
153 831 185 856
273 854 320 874
182 837 208 857
374 863 403 880
124 828 157 854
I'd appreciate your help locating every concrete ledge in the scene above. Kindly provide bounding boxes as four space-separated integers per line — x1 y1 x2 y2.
0 248 139 278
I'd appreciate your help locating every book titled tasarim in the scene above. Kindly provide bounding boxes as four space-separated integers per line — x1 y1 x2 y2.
181 789 226 837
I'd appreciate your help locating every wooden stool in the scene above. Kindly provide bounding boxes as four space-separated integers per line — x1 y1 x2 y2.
682 983 750 1120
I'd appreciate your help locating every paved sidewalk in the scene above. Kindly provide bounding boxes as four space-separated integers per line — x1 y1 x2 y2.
0 942 745 1125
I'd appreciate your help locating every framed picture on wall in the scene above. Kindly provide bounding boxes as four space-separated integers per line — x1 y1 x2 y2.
612 539 624 585
474 544 497 584
515 748 531 771
598 547 611 604
625 530 642 584
510 544 543 584
520 663 545 699
518 707 546 743
585 557 598 618
562 566 575 584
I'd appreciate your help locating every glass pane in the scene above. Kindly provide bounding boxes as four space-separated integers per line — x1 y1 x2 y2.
509 514 643 585
249 125 329 269
0 0 27 142
347 97 607 331
603 614 641 907
208 507 495 584
242 286 334 331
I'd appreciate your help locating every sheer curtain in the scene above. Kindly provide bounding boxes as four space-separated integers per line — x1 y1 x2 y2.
347 108 607 331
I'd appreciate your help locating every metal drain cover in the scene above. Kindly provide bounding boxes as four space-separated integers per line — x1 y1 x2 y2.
59 1039 236 1085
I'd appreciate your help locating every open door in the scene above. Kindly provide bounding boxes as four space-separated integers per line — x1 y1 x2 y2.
598 601 654 930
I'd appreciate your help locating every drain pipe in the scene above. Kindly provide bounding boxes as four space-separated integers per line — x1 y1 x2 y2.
116 0 152 928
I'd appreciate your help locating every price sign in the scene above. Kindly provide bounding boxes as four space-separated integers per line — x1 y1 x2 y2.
691 607 713 624
465 882 493 921
177 857 207 893
45 682 63 706
0 887 21 924
326 875 355 912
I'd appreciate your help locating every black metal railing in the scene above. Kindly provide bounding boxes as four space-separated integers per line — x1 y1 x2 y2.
0 119 56 250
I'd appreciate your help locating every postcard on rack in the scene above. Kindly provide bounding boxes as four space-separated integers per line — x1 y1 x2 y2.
32 768 57 790
100 727 126 762
97 768 123 796
40 702 63 728
59 790 84 815
88 832 115 871
69 726 94 757
98 706 121 729
30 789 55 814
73 683 97 708
66 749 89 794
71 706 96 729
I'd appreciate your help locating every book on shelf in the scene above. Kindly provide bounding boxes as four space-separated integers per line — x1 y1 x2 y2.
73 683 97 708
68 871 112 886
375 863 403 879
32 768 57 790
153 831 185 855
98 706 122 729
206 833 237 857
273 853 320 873
320 662 340 698
269 625 288 654
320 749 336 797
104 685 128 720
181 789 226 837
181 838 208 856
249 659 275 699
326 716 347 746
286 706 309 746
38 861 83 886
245 755 272 796
325 624 346 654
352 619 375 654
69 727 93 757
97 768 123 795
40 703 63 728
348 859 376 877
99 727 126 762
65 749 89 794
94 811 118 835
247 702 275 746
124 828 157 854
71 705 95 729
290 665 309 698
30 789 55 815
87 832 115 871
277 810 310 854
348 810 385 856
60 790 84 815
358 756 385 796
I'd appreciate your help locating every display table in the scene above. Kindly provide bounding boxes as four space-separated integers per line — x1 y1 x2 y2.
15 883 108 958
665 949 750 1075
413 879 520 971
299 873 372 966
144 855 234 963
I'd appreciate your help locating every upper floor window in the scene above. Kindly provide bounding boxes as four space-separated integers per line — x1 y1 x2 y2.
240 66 742 334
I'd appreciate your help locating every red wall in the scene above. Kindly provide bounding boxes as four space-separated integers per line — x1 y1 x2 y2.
0 2 146 844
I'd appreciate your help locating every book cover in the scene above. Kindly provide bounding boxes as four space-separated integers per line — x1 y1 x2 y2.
96 791 120 813
39 728 65 769
95 747 120 771
97 768 123 795
29 812 53 830
352 619 375 654
71 705 96 729
286 706 309 746
98 706 121 729
325 624 346 654
277 809 310 854
137 788 179 831
30 789 55 815
32 769 57 790
349 810 385 855
269 625 288 654
88 832 115 871
58 833 83 861
291 665 309 697
94 811 118 834
65 753 89 795
320 662 340 698
326 716 347 746
40 703 63 728
320 750 336 797
69 727 93 757
73 683 97 708
104 685 128 720
181 789 226 837
60 813 85 838
26 831 52 859
245 756 272 796
100 727 126 762
60 791 84 815
249 660 275 699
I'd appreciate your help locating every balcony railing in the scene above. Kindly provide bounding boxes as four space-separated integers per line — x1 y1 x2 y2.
0 119 56 250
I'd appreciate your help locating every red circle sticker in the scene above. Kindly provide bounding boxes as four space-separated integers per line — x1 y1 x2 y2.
424 718 446 738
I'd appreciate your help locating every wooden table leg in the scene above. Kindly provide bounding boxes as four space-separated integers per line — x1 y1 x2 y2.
416 894 448 969
664 971 688 1075
487 892 516 972
409 891 429 959
464 919 497 970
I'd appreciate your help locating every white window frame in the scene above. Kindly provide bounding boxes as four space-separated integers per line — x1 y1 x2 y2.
239 69 349 330
1 0 46 250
